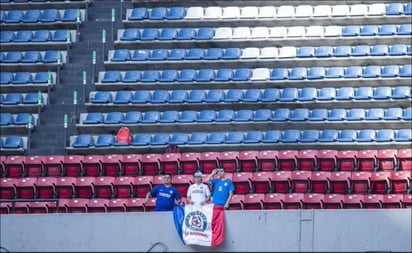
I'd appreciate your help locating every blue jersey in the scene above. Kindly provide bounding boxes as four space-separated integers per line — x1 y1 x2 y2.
150 184 181 211
210 178 235 206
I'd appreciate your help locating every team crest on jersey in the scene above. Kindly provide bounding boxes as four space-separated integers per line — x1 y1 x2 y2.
185 211 207 232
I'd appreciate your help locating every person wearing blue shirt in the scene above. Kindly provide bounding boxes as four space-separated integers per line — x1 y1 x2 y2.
205 168 235 209
144 173 181 211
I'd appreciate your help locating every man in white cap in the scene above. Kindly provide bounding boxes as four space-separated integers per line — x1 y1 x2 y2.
187 171 211 205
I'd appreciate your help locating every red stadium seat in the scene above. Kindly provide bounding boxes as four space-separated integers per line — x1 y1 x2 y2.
277 150 298 171
43 155 64 176
232 172 253 194
121 154 142 176
28 201 51 214
93 176 115 198
302 193 324 209
349 171 371 194
376 149 397 171
15 177 37 199
63 155 84 177
87 198 109 213
251 171 273 193
0 202 10 214
179 152 200 175
317 149 338 171
101 154 122 176
107 198 128 212
242 193 264 210
36 177 57 199
361 194 383 209
82 155 103 176
75 177 95 198
143 197 156 212
290 171 311 193
328 171 351 194
297 150 318 171
0 156 6 177
199 151 219 174
4 155 25 178
381 194 403 208
67 198 89 213
357 150 377 171
270 171 292 193
337 150 357 171
218 151 239 173
0 178 18 199
370 171 391 194
55 177 76 198
389 171 411 193
133 175 153 198
127 198 146 212
24 155 45 177
160 153 181 175
140 153 161 175
283 193 304 209
228 194 244 210
322 194 344 209
342 194 364 209
238 151 259 172
172 174 191 197
397 149 412 170
11 202 30 214
257 150 278 171
262 193 284 209
47 199 70 213
310 171 331 193
402 194 412 208
114 176 134 198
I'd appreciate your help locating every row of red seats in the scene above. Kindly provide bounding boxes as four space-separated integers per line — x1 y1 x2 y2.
1 193 411 214
1 171 410 200
1 149 411 178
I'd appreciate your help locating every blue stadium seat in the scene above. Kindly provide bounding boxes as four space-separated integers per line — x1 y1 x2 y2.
196 69 214 82
376 129 395 142
359 25 379 36
328 108 347 121
168 90 187 103
12 113 31 126
272 108 290 121
298 87 317 101
308 108 328 121
206 132 226 144
122 111 142 124
3 51 22 63
347 108 365 121
222 48 241 59
226 132 244 144
167 7 186 20
254 109 272 121
354 86 373 100
357 129 376 142
129 8 148 20
104 112 123 124
177 28 196 40
214 68 233 81
195 27 215 40
403 107 412 120
185 48 205 60
325 67 344 79
102 71 121 83
123 70 141 82
389 44 408 55
141 28 159 41
234 109 253 122
113 90 132 104
41 9 60 23
179 110 198 122
370 44 388 56
151 90 169 103
141 111 160 123
159 70 178 82
2 93 23 105
405 2 412 15
95 134 115 147
337 129 357 142
333 46 352 57
318 129 338 142
92 91 112 103
365 108 384 120
307 67 325 79
289 108 309 121
352 45 370 56
381 65 400 77
159 110 179 123
22 9 41 23
187 90 206 103
0 113 13 125
32 30 51 42
4 10 23 23
289 67 307 80
150 49 168 61
261 88 280 102
204 48 223 60
168 48 186 60
270 68 289 80
363 66 381 78
0 31 13 43
120 28 140 41
373 86 392 99
73 134 94 148
43 50 60 63
141 70 159 82
395 129 412 142
296 46 315 58
187 132 208 144
392 86 411 99
14 30 33 42
225 89 243 102
131 50 149 61
282 130 301 143
397 24 412 35
178 69 196 82
301 130 319 143
344 66 363 78
386 3 405 15
159 28 177 40
243 131 263 143
3 136 23 149
279 88 298 102
22 93 38 104
12 72 31 84
169 133 189 145
62 9 78 22
216 109 234 122
341 25 360 36
149 7 167 20
315 46 333 57
399 64 412 77
32 71 49 84
378 24 398 36
132 133 151 146
384 107 403 120
111 49 130 62
21 51 41 63
262 130 281 143
204 89 224 102
197 110 216 122
0 72 13 84
233 68 251 81
243 89 261 102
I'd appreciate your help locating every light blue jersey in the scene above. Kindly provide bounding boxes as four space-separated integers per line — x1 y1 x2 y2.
210 178 235 206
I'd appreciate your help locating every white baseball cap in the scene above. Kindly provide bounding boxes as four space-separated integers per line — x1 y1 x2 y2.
194 171 202 177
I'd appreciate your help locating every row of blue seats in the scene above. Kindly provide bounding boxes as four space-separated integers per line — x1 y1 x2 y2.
126 3 412 21
0 9 82 23
0 112 35 126
109 44 412 62
99 65 412 83
90 86 411 104
118 24 412 41
1 92 45 105
71 129 412 147
1 71 54 85
0 50 65 64
80 107 412 125
0 29 72 43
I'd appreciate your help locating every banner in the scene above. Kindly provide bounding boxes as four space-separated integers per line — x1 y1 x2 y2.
173 204 225 247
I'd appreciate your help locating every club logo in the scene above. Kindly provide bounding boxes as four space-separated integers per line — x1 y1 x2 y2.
185 211 207 232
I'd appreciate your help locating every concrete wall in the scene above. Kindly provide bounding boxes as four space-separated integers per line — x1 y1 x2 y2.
1 209 411 252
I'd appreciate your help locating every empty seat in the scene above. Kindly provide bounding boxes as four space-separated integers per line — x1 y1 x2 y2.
149 7 167 20
254 109 273 121
376 129 395 142
226 132 244 144
187 90 206 103
397 24 412 35
243 89 261 102
354 86 373 100
72 135 94 148
389 44 408 56
141 28 159 41
233 68 251 81
95 134 115 147
244 131 263 143
111 49 130 62
113 90 132 104
381 65 400 77
177 28 195 40
151 133 170 145
132 134 151 146
5 10 23 23
400 64 412 77
317 87 336 101
158 28 177 40
232 27 250 39
342 25 360 36
41 9 60 22
12 72 31 84
22 9 41 23
196 69 214 82
298 87 317 101
168 48 185 60
225 89 243 102
198 110 216 122
92 91 112 103
309 108 328 121
206 132 226 144
141 70 159 82
102 71 121 82
204 48 223 60
83 112 104 124
3 51 22 63
336 87 354 100
270 68 289 80
301 130 319 143
214 68 233 81
122 111 142 124
32 30 51 42
128 8 148 20
204 90 224 103
168 90 187 103
395 129 411 142
289 108 309 121
360 25 379 36
195 27 214 40
363 66 381 78
167 7 185 20
357 129 376 142
279 88 298 102
379 24 398 36
150 49 168 61
105 112 123 124
120 28 140 41
178 69 196 82
187 132 207 144
261 88 280 102
392 86 411 99
319 129 338 142
386 3 405 15
222 48 241 60
328 109 347 121
216 109 234 122
347 108 365 121
185 7 203 19
62 8 78 22
131 90 151 104
159 70 178 82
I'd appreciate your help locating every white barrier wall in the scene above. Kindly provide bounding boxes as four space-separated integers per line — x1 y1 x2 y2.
1 209 411 252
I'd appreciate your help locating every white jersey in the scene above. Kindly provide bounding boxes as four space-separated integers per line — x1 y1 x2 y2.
187 183 211 204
